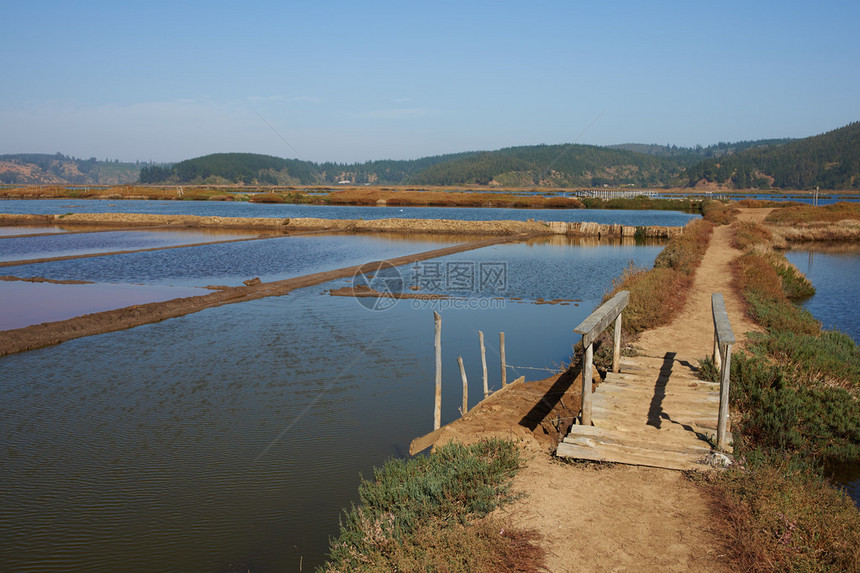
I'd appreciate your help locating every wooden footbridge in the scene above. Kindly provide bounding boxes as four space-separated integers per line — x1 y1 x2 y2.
557 291 735 471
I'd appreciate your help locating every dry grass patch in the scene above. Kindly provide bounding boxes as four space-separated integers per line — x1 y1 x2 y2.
765 201 860 225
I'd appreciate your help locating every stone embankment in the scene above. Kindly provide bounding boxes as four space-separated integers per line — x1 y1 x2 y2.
0 213 683 238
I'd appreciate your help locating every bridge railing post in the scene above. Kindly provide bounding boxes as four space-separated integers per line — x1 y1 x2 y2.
574 290 630 426
711 293 736 452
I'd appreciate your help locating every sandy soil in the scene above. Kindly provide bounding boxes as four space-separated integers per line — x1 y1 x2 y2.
410 215 770 572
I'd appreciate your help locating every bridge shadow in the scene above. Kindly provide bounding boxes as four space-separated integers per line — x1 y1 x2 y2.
518 361 582 431
648 351 714 444
646 352 674 428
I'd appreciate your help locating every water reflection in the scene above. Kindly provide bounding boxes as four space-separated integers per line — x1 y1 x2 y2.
0 233 476 288
784 244 860 506
0 198 700 226
0 239 663 571
0 229 259 263
0 281 209 330
0 225 66 236
785 244 860 342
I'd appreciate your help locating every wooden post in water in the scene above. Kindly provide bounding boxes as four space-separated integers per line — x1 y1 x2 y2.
479 330 489 398
434 311 442 431
499 332 507 387
612 312 622 373
457 356 468 416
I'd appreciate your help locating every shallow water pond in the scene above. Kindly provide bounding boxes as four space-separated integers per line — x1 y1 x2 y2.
0 228 258 263
0 198 700 226
0 237 664 572
784 244 860 504
1 232 475 288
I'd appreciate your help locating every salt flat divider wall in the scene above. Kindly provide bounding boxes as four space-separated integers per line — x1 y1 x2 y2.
711 293 735 452
573 290 629 426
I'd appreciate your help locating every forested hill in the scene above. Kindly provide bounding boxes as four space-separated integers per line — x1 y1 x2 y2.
685 122 860 189
609 139 796 164
139 145 686 188
0 154 144 185
5 122 858 188
139 151 477 186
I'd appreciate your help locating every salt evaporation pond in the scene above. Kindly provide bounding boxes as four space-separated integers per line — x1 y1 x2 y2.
0 198 699 226
0 237 664 572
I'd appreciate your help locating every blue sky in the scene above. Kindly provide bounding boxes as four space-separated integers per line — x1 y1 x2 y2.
2 0 858 163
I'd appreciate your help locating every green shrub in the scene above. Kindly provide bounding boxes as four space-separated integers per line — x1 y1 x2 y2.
747 330 859 392
744 291 821 335
321 439 536 572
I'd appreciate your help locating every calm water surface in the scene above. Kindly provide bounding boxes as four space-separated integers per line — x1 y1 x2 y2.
0 281 209 330
0 229 257 263
0 198 699 226
0 238 663 572
0 225 66 236
1 233 473 288
784 245 860 504
784 245 860 342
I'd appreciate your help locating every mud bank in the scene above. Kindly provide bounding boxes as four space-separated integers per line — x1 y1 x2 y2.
408 365 600 455
0 234 531 357
0 213 683 238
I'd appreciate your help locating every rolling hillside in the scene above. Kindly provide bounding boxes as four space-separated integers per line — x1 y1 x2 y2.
3 122 857 189
685 122 860 189
0 154 145 185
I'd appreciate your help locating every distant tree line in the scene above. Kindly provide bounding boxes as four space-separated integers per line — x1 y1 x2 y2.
685 122 859 189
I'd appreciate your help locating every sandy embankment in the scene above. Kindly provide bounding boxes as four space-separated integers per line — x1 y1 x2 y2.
0 212 682 238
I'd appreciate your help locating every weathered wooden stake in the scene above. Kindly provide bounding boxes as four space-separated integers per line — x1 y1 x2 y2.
457 356 468 416
434 311 442 430
612 312 622 373
717 343 732 451
479 330 489 398
499 332 507 387
581 338 593 426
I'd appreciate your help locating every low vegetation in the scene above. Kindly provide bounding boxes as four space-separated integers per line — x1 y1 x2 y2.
700 199 739 225
320 439 544 572
607 218 714 335
695 223 860 572
764 201 860 225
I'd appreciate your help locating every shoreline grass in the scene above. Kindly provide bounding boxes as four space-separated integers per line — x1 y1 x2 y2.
319 438 545 572
693 221 860 572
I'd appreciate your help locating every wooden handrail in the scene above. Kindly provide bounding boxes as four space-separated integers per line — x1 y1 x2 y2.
711 293 735 452
574 290 630 426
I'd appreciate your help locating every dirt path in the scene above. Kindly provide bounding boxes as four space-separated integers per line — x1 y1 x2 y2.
413 215 769 572
635 217 762 363
502 221 764 572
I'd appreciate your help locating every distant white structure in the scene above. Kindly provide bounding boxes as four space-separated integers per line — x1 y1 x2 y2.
338 180 351 184
574 189 659 200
